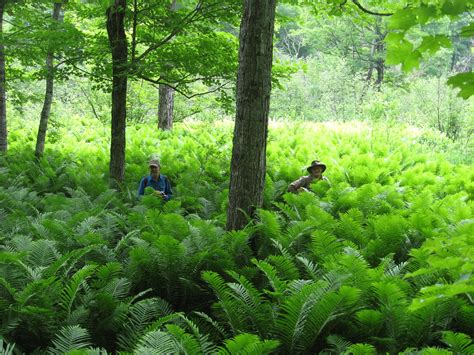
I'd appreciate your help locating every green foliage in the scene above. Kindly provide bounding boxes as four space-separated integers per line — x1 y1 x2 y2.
1 120 473 353
384 1 473 97
218 333 279 354
50 325 92 354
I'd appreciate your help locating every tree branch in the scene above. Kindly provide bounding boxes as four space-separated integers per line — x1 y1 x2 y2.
132 0 204 65
351 0 393 16
53 54 112 82
138 73 231 99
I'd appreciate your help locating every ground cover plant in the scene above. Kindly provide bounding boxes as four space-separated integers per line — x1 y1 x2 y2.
0 119 473 354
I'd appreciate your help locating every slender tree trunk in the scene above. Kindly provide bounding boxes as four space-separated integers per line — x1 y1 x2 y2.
366 43 375 82
157 0 177 131
375 56 384 89
0 3 7 153
158 84 174 130
226 0 276 231
35 1 63 158
106 0 128 184
374 21 386 90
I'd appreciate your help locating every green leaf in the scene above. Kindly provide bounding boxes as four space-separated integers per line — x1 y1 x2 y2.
460 22 474 37
417 5 437 24
386 34 421 72
388 8 418 31
442 0 469 16
447 72 474 99
418 35 452 55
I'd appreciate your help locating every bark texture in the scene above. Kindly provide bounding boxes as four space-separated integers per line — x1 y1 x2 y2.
35 1 63 158
226 0 276 231
0 3 7 153
158 84 174 130
106 0 128 184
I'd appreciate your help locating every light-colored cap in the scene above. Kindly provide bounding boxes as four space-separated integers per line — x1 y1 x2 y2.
149 158 160 167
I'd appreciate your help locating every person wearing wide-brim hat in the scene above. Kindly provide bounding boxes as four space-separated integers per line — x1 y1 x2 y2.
137 158 173 200
288 160 329 193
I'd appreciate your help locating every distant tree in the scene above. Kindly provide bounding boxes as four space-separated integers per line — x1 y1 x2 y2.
35 0 65 158
82 0 240 183
0 0 11 152
158 84 174 130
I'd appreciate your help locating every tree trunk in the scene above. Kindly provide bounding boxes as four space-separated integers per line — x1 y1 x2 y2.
375 56 384 89
156 1 177 131
0 3 7 153
226 0 276 231
158 84 174 130
106 0 128 184
35 1 63 158
374 21 386 90
365 43 375 82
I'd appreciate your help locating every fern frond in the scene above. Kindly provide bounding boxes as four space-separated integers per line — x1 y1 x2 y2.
325 334 352 354
176 314 218 354
74 216 101 236
217 333 279 355
117 297 173 352
192 311 229 342
164 323 207 354
0 337 16 355
296 256 321 280
343 343 377 355
275 281 345 354
226 270 274 337
59 265 97 317
202 271 246 335
273 201 301 221
256 209 283 241
441 331 474 354
93 262 123 288
27 239 60 267
133 330 177 354
50 325 91 354
101 278 131 300
44 247 93 278
252 259 287 297
311 230 343 262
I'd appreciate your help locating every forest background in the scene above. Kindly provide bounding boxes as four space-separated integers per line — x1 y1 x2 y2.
0 0 473 354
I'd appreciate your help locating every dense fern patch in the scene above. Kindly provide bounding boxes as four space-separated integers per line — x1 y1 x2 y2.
0 120 473 354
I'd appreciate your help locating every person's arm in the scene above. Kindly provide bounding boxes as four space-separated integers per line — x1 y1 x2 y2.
164 177 172 201
137 177 146 197
288 176 305 193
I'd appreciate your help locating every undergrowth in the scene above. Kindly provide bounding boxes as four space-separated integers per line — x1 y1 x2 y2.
0 120 472 354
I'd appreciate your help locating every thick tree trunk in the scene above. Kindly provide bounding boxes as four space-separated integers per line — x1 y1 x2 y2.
35 1 63 158
226 0 276 231
106 0 128 184
0 3 7 153
158 84 174 130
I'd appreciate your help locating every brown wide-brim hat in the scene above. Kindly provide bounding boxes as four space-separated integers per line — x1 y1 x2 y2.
307 160 326 173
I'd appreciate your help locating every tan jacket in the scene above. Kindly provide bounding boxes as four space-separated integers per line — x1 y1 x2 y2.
288 175 328 193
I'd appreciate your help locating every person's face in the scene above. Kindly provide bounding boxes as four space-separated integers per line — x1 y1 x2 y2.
310 166 323 177
150 165 160 177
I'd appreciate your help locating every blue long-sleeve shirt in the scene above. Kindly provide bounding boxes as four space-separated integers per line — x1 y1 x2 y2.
137 175 172 201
